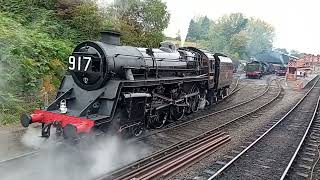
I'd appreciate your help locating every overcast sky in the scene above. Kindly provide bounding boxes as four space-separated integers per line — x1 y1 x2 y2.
163 0 320 54
98 0 320 54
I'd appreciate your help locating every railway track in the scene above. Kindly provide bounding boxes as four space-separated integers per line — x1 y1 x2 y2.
0 77 241 165
95 78 282 179
136 77 276 149
139 76 270 140
281 92 320 179
0 76 276 180
99 131 231 180
207 76 320 180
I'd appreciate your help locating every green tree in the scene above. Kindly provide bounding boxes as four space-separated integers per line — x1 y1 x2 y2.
142 0 170 32
246 18 274 56
214 13 248 41
69 2 106 40
186 16 212 41
228 31 249 59
0 0 171 124
0 0 106 124
108 0 170 47
204 13 274 60
290 50 306 58
186 19 200 41
199 16 210 40
206 13 248 58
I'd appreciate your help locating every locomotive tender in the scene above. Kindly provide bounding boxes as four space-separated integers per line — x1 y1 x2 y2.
21 31 233 139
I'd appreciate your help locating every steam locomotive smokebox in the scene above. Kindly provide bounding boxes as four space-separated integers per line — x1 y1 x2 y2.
100 30 121 45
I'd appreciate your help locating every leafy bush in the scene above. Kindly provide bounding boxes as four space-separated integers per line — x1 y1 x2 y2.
0 12 72 125
0 0 171 125
0 13 72 92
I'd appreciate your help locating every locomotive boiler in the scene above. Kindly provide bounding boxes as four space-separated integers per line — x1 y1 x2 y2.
21 31 233 140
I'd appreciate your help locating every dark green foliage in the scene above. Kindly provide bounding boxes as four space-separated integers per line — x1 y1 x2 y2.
0 0 170 124
108 0 170 47
206 13 250 59
200 16 210 40
0 12 72 124
245 18 274 57
186 19 198 41
69 2 106 40
187 13 275 60
186 16 213 41
0 0 101 124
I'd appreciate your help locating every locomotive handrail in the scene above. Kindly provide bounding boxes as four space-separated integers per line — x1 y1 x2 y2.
113 53 185 62
72 52 100 57
114 53 142 59
122 66 199 72
144 57 184 62
150 67 198 71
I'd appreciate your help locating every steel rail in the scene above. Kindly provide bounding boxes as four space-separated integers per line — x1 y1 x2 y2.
135 135 230 180
96 79 282 180
208 76 320 180
108 133 230 180
139 77 272 139
0 151 38 164
280 92 320 179
0 78 240 164
0 79 239 167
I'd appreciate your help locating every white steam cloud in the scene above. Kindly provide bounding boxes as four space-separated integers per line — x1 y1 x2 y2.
0 130 151 180
89 136 150 177
21 127 59 149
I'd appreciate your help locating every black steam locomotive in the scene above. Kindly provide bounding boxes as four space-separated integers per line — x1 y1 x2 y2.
21 31 233 139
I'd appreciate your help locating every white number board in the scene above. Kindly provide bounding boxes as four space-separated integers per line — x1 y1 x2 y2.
68 56 92 71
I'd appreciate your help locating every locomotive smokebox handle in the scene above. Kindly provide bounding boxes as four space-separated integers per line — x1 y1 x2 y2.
21 114 32 127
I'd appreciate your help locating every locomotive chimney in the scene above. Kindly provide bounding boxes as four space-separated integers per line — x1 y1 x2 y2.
100 30 121 45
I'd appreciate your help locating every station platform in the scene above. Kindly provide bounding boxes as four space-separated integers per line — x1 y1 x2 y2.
282 74 318 91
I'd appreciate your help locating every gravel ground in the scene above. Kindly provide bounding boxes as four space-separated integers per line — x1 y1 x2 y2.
284 114 320 180
155 75 270 134
311 155 320 180
0 76 275 180
0 76 245 161
284 90 320 180
227 74 270 104
0 75 311 180
0 124 38 160
171 78 309 180
214 78 320 180
215 79 268 111
114 75 269 151
138 78 278 154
